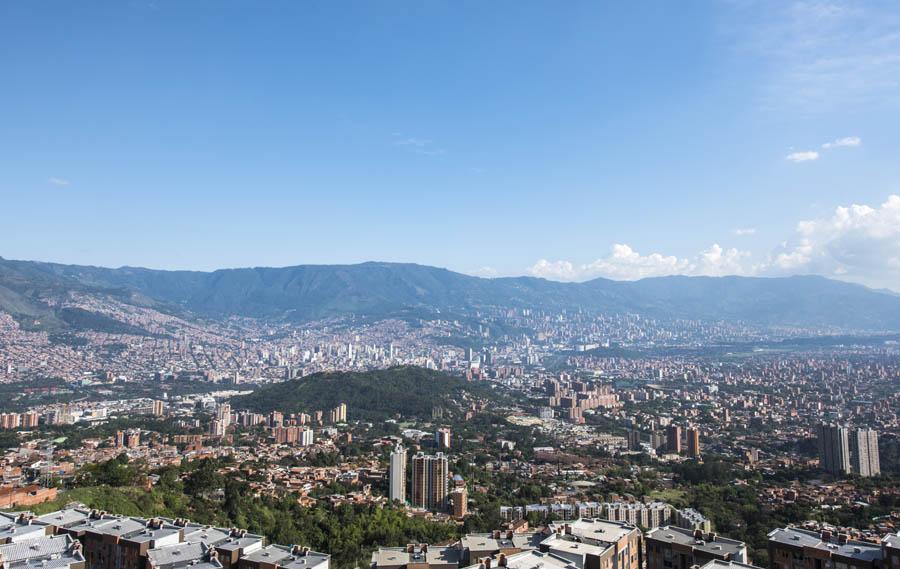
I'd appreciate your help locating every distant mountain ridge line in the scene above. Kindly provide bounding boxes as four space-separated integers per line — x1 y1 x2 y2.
1 256 900 331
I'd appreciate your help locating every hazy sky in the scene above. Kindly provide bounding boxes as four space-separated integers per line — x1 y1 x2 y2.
2 2 900 288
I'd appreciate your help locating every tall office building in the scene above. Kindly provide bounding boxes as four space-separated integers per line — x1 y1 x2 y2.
817 424 851 475
851 428 880 477
389 444 407 503
411 452 448 511
666 425 682 453
686 428 701 457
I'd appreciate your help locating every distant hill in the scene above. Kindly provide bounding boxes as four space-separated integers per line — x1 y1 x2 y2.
0 258 177 333
230 366 492 421
3 256 900 331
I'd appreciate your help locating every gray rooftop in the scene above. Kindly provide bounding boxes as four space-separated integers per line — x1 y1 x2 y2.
242 544 329 569
0 535 79 565
647 527 746 559
546 519 637 547
700 560 764 569
372 546 460 568
147 541 222 569
35 508 91 530
181 526 231 546
0 519 49 543
463 550 580 569
540 534 613 564
767 528 882 563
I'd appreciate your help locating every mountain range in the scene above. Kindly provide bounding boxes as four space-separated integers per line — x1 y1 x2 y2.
2 256 900 332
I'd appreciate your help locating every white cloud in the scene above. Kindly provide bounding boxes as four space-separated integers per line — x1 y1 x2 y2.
581 244 691 280
48 177 70 186
786 136 861 164
762 195 900 288
822 136 861 148
697 244 751 276
786 151 819 162
733 227 757 236
527 259 580 281
528 243 752 282
527 195 900 290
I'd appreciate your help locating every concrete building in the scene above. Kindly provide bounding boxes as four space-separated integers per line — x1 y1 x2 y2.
146 541 223 569
389 444 407 504
666 426 682 454
686 428 701 458
697 560 764 569
674 509 712 533
851 429 880 478
411 452 448 511
450 487 468 518
459 531 543 567
0 511 51 543
768 527 883 569
35 507 92 534
817 424 851 476
238 544 329 569
65 514 183 569
435 428 451 449
371 544 460 569
177 522 264 569
467 549 578 569
329 404 346 424
541 519 643 569
645 527 747 569
603 502 672 530
0 534 85 569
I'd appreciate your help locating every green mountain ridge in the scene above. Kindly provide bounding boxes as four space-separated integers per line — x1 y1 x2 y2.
230 366 492 421
2 256 900 331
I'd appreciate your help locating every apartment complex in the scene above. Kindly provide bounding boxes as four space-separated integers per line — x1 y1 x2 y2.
239 544 330 569
767 527 884 569
411 452 448 510
645 527 747 569
371 544 461 569
0 533 85 569
540 519 643 569
8 507 321 569
817 425 881 477
851 429 881 478
389 444 407 503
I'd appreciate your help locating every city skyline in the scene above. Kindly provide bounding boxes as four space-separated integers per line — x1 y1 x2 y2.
2 2 900 288
1 4 898 569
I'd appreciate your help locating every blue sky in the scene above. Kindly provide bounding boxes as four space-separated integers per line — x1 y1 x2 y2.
2 1 900 288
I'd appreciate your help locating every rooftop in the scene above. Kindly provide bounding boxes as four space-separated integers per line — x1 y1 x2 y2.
646 527 746 559
767 528 882 562
546 519 637 546
0 534 85 569
699 560 765 569
466 550 580 569
147 541 222 569
371 545 461 568
34 508 91 530
242 544 329 569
